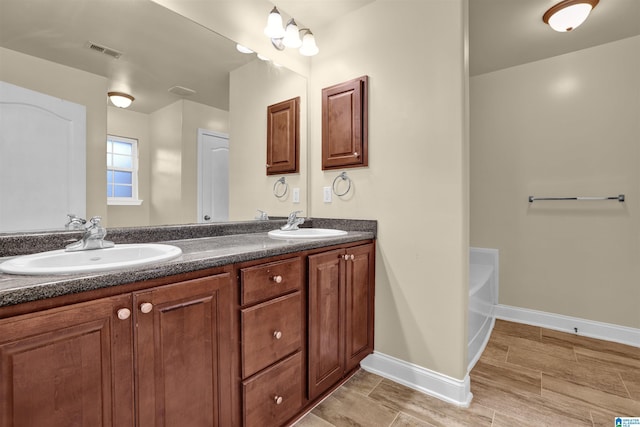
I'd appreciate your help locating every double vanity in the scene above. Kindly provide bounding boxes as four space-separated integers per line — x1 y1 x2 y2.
0 218 376 427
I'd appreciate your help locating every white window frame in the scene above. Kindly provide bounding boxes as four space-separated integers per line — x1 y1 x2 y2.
107 134 143 206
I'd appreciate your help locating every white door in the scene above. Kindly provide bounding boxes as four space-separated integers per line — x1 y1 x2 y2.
0 81 86 232
197 129 229 223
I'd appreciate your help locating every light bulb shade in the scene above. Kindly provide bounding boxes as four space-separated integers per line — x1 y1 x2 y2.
264 7 285 39
236 44 253 54
299 32 319 56
108 92 134 108
283 19 302 48
543 0 599 32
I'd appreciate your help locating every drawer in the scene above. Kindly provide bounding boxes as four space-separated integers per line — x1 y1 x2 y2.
240 257 302 305
243 352 303 427
242 292 302 378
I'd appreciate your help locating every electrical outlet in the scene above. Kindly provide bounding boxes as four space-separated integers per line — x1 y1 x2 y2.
292 187 300 203
323 186 332 203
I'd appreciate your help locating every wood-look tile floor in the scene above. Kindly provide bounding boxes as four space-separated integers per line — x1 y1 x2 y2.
294 320 640 426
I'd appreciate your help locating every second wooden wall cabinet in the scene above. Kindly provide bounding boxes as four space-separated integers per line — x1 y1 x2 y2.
322 76 369 170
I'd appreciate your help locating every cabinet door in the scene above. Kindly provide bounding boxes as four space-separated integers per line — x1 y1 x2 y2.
344 243 375 372
321 76 368 170
307 249 345 400
266 97 300 175
134 273 233 427
0 294 134 427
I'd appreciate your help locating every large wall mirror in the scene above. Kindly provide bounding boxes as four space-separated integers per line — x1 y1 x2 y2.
0 0 307 233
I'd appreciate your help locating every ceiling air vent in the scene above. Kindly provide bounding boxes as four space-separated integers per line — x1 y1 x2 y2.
169 86 197 96
86 42 123 59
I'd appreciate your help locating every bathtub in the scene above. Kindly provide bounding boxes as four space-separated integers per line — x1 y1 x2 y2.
468 247 498 372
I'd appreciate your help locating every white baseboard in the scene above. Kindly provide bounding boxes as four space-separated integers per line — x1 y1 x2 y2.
495 304 640 348
360 351 473 408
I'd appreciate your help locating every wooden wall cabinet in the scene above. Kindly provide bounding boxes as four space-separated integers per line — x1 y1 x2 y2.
266 97 300 175
0 273 233 427
307 242 375 400
322 76 368 170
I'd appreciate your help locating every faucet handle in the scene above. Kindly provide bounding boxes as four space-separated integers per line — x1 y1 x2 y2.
88 216 103 227
288 210 303 220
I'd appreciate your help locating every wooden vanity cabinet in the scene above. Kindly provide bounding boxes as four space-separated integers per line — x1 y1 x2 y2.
0 272 233 427
0 239 375 427
0 294 135 427
238 256 305 427
307 242 375 400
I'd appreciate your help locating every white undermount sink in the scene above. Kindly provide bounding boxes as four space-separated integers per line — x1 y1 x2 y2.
0 243 182 276
268 228 348 240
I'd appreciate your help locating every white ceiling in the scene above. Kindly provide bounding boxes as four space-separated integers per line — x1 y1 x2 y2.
1 0 638 113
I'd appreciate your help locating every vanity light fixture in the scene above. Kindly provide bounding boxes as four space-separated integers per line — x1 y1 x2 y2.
264 6 318 56
107 92 134 108
299 29 319 56
543 0 599 32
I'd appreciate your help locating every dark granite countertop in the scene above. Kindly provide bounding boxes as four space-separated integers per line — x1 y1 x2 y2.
0 219 376 308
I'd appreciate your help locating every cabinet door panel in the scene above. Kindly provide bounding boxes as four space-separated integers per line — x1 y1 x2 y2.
0 294 134 427
345 243 375 372
134 273 232 427
307 249 345 400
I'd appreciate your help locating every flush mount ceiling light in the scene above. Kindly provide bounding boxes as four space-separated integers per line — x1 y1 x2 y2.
543 0 599 32
108 92 134 108
264 6 318 56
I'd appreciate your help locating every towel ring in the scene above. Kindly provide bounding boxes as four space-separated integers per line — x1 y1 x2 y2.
332 172 352 197
273 177 288 199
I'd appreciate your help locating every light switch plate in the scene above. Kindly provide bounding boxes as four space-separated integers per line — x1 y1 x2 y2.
323 186 332 203
292 187 300 203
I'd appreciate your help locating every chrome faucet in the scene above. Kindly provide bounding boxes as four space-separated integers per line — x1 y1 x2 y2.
255 210 270 220
65 214 86 230
280 211 305 231
65 216 115 252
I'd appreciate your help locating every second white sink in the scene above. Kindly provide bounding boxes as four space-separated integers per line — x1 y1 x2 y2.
268 228 348 240
0 243 182 275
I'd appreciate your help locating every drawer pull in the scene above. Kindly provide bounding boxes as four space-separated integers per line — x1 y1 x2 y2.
273 330 283 340
140 302 153 314
274 395 283 405
117 308 131 320
271 275 283 283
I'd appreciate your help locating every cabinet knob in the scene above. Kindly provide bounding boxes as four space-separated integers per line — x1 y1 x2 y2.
274 395 283 405
271 275 283 283
273 330 283 340
140 302 153 314
342 254 349 261
354 152 359 157
117 308 131 320
350 254 355 261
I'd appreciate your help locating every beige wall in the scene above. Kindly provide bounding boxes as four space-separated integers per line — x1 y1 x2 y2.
470 36 640 329
107 107 151 227
309 0 469 379
229 59 307 221
0 47 108 222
